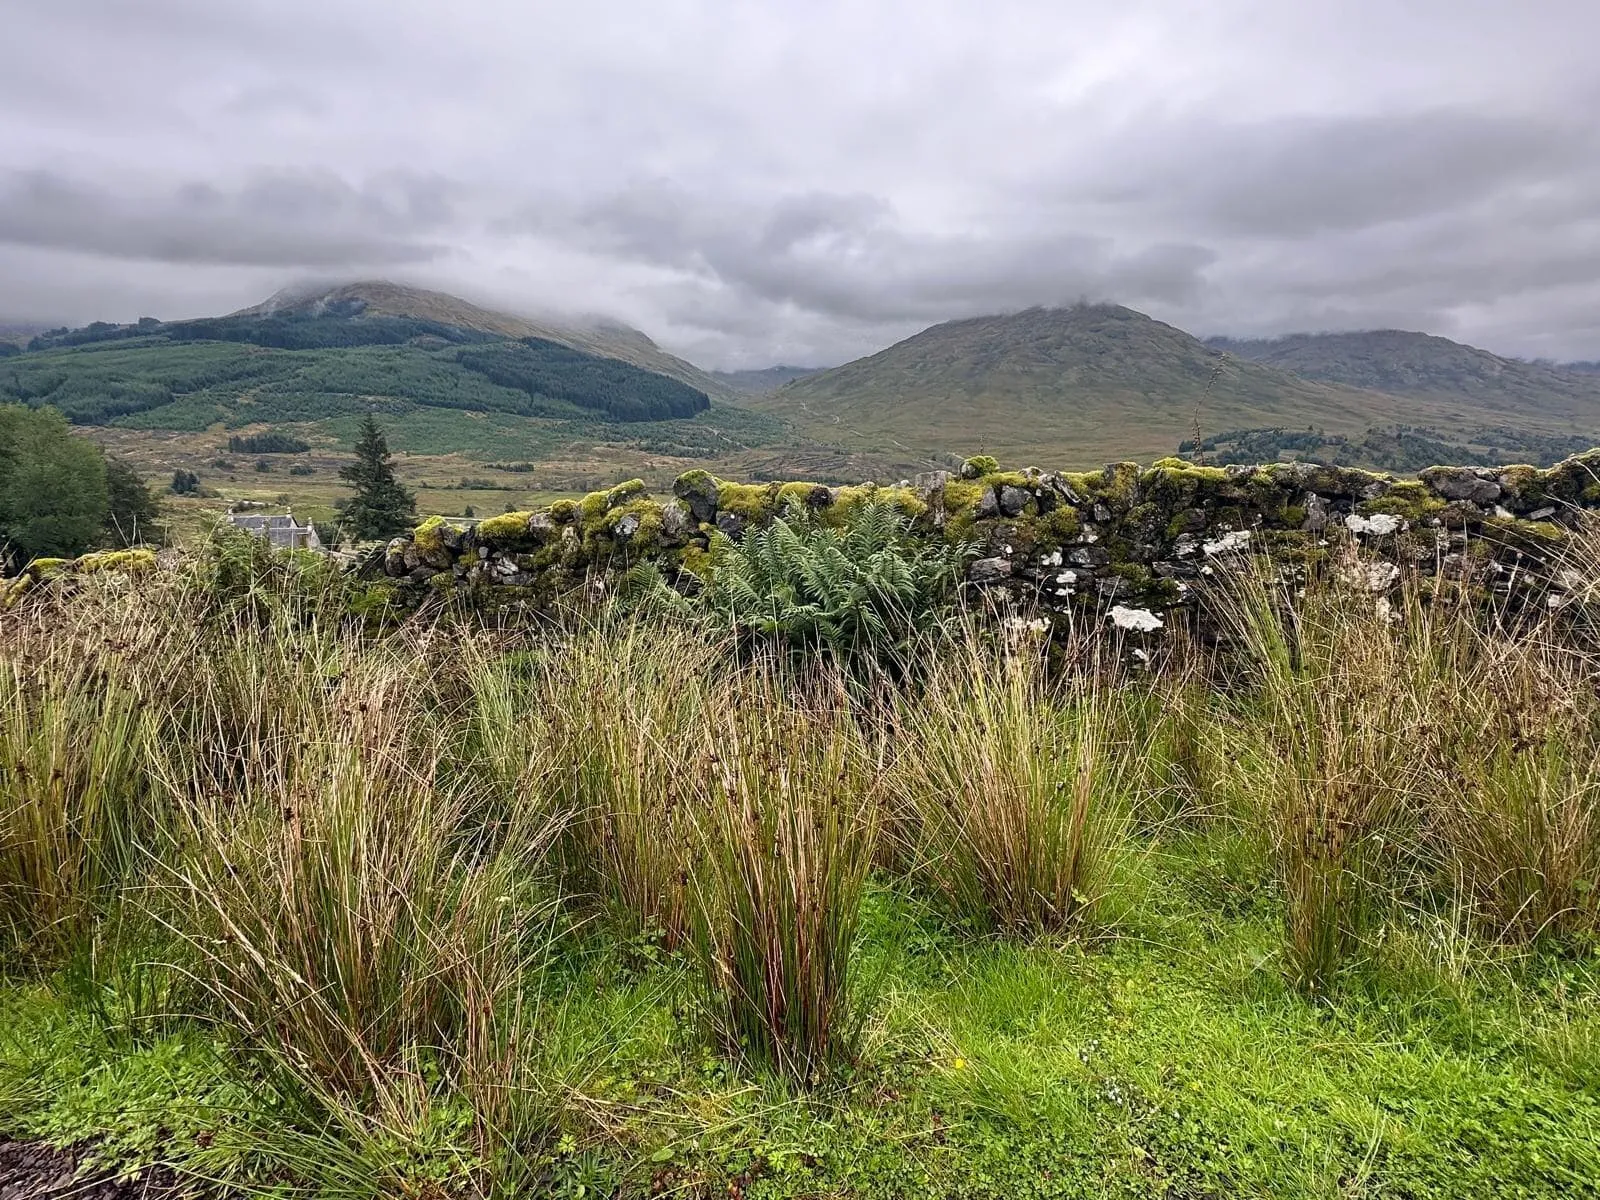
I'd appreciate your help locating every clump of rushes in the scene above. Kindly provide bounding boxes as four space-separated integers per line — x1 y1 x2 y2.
1209 560 1425 994
157 662 551 1125
1423 635 1600 944
517 619 724 949
887 636 1128 936
688 668 881 1084
0 661 147 961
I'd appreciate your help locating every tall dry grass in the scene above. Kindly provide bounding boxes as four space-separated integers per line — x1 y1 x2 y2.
0 661 146 959
688 667 881 1083
886 636 1130 936
1208 561 1431 992
470 620 725 949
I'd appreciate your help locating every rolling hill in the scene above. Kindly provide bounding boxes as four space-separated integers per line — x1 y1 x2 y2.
0 283 909 525
236 282 737 402
1207 330 1600 423
751 305 1600 469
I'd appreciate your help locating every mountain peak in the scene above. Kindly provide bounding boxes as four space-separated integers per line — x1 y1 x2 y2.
750 304 1600 467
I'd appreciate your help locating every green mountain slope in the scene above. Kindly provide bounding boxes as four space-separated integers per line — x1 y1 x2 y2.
752 305 1600 469
1207 330 1600 423
238 281 738 402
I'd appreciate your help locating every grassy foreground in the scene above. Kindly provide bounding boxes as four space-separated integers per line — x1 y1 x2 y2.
1 534 1598 1198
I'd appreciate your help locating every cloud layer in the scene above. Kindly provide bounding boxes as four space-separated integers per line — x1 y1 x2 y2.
3 0 1598 367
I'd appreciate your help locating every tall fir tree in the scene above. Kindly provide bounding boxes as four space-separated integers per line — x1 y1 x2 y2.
338 414 415 541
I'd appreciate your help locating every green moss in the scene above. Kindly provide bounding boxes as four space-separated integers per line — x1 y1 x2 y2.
985 470 1032 489
1146 458 1230 484
961 454 1000 478
411 515 461 561
476 510 534 543
1078 461 1142 512
75 549 156 575
673 468 717 496
1039 505 1081 545
1303 463 1387 499
777 481 832 511
548 498 579 524
816 484 927 529
1 574 36 608
1496 464 1540 502
1357 482 1445 522
678 543 715 581
939 480 985 515
23 557 69 580
717 480 782 522
605 478 647 509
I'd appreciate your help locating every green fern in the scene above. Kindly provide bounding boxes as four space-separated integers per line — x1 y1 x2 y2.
707 501 967 664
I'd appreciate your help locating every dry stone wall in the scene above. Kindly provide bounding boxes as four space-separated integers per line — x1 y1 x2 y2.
375 451 1600 618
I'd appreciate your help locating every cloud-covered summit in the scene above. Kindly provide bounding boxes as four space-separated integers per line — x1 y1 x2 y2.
3 0 1598 369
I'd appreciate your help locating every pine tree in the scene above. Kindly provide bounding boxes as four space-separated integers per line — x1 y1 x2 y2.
338 414 415 541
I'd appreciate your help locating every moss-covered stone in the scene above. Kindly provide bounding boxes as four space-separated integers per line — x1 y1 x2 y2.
412 515 464 566
23 557 69 580
961 455 1000 479
1358 481 1446 522
548 498 579 524
716 480 783 522
75 548 157 575
477 510 537 545
777 481 833 511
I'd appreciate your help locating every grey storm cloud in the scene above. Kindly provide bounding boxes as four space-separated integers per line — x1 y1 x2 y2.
506 184 1216 324
2 0 1600 367
0 169 453 267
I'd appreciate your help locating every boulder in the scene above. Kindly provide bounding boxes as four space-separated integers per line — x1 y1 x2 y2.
1422 466 1502 506
998 485 1031 517
673 469 720 524
659 500 693 543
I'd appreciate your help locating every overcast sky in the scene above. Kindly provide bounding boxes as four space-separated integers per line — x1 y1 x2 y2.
3 0 1598 368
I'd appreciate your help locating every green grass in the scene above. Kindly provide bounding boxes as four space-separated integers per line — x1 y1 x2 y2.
4 849 1596 1197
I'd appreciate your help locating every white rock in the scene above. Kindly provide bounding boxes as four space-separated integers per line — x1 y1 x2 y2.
1202 529 1252 556
1339 561 1401 591
1109 605 1165 632
1041 550 1063 567
1345 512 1402 537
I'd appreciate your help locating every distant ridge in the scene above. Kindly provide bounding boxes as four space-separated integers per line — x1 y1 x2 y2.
1206 330 1600 424
750 303 1587 467
710 365 828 395
236 281 736 401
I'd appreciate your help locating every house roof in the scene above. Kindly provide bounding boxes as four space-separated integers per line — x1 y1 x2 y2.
226 512 325 551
